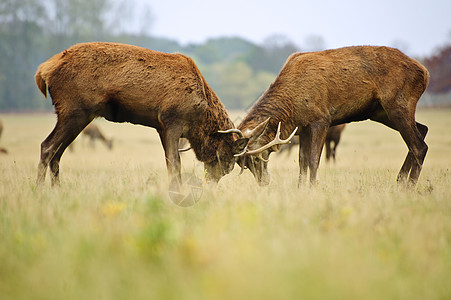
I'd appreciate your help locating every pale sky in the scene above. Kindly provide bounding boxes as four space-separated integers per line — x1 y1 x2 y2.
125 0 451 57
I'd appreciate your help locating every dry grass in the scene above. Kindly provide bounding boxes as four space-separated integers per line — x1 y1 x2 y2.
0 109 450 299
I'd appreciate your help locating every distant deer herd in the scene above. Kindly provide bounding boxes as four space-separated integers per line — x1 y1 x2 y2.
32 42 429 191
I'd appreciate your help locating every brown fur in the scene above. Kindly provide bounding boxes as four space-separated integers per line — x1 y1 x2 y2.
238 46 429 186
35 42 239 189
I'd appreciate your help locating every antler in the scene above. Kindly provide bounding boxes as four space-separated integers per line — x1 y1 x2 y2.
217 128 244 138
238 157 247 175
236 122 297 157
178 146 192 152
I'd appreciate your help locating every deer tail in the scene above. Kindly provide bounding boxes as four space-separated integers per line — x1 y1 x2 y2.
35 50 69 99
35 67 47 98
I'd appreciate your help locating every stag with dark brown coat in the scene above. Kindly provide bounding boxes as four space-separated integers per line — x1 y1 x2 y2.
35 42 246 190
324 124 346 162
229 46 429 186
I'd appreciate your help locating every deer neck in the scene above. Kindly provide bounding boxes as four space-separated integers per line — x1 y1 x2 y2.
240 96 297 144
187 106 235 163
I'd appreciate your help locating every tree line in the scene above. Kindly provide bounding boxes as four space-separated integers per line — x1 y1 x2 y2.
1 0 450 111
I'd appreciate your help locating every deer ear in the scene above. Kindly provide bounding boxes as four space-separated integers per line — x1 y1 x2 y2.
248 117 270 141
233 138 249 155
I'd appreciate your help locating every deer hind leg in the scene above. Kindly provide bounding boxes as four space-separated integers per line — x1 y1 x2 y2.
89 136 96 148
37 129 56 185
396 122 428 183
399 121 428 185
37 113 92 185
332 136 341 162
308 122 329 185
371 108 428 185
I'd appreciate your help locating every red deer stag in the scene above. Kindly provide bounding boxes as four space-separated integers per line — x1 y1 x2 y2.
35 42 246 190
82 123 113 150
229 46 429 186
324 124 346 162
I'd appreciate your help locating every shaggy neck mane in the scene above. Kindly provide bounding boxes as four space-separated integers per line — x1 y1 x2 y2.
187 78 235 163
239 88 297 143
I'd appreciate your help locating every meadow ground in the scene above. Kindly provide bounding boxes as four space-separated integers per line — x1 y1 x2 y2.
0 109 450 299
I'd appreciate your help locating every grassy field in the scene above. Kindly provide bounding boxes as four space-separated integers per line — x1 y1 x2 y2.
1 109 450 299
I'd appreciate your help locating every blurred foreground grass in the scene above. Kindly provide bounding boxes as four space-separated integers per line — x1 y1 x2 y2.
0 109 450 299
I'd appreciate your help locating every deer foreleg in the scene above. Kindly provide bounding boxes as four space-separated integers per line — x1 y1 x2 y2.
298 130 310 187
159 126 183 192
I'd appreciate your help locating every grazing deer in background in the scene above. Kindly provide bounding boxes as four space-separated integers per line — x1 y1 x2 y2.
324 124 346 162
82 123 113 150
280 124 346 162
35 42 246 190
0 120 7 154
228 46 429 186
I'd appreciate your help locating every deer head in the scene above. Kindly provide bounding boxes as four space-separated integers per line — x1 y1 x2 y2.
203 135 249 183
220 118 297 186
180 130 249 184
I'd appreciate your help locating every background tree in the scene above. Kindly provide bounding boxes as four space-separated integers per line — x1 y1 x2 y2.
0 1 448 111
244 34 299 74
200 61 275 109
45 0 114 51
302 35 326 52
424 45 451 94
0 0 47 110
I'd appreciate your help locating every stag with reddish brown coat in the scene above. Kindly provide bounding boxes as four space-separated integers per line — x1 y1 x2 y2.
230 46 429 187
35 42 246 190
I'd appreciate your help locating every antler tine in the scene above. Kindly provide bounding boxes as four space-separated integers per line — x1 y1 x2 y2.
284 125 298 142
178 146 192 152
217 128 244 138
257 153 269 162
245 122 298 156
275 122 282 140
238 157 247 175
238 165 245 175
233 145 248 157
